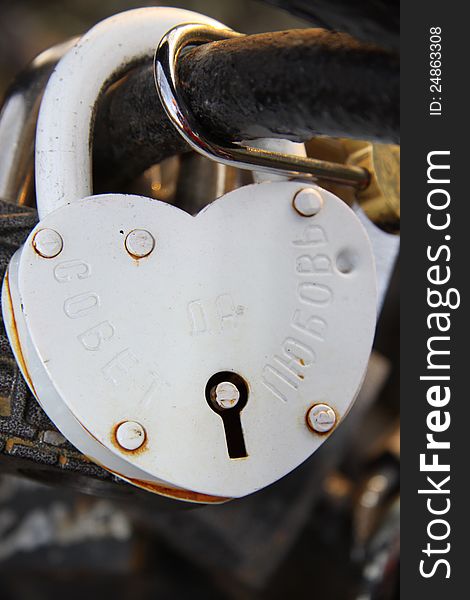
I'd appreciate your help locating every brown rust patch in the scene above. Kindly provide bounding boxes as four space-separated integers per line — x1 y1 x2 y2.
71 416 143 458
125 476 231 505
84 439 231 504
128 252 146 263
72 417 229 504
110 421 148 455
305 403 339 436
93 459 230 504
3 271 38 398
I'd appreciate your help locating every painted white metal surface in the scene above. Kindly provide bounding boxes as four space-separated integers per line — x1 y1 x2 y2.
3 182 377 498
2 7 381 500
35 7 227 219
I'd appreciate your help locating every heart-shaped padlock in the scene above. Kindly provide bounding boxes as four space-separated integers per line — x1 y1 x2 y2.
2 8 377 502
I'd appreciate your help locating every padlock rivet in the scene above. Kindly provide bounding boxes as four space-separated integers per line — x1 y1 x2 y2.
306 403 337 434
115 421 146 451
32 228 63 258
293 188 323 217
211 381 241 410
125 229 155 258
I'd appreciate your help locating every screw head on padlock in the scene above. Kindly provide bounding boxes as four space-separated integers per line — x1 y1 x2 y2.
1 7 377 503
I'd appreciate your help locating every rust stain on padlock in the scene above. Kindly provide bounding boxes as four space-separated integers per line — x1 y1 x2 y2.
70 417 149 460
305 403 339 436
110 421 148 456
82 421 229 503
3 271 38 398
92 460 231 504
124 476 231 504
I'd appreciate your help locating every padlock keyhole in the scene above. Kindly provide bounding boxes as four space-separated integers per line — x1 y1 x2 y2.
205 371 248 459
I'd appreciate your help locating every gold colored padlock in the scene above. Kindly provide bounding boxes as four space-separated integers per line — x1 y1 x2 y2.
346 141 400 234
305 139 400 234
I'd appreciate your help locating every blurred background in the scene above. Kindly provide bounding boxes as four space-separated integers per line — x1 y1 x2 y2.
0 2 399 598
0 0 306 96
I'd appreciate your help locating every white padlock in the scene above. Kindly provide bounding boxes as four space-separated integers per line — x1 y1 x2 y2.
2 8 377 503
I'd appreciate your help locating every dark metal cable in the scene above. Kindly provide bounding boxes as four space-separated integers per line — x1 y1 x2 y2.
93 28 399 190
261 0 400 51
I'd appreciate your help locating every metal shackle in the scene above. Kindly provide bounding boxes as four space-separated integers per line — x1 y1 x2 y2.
34 7 228 219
